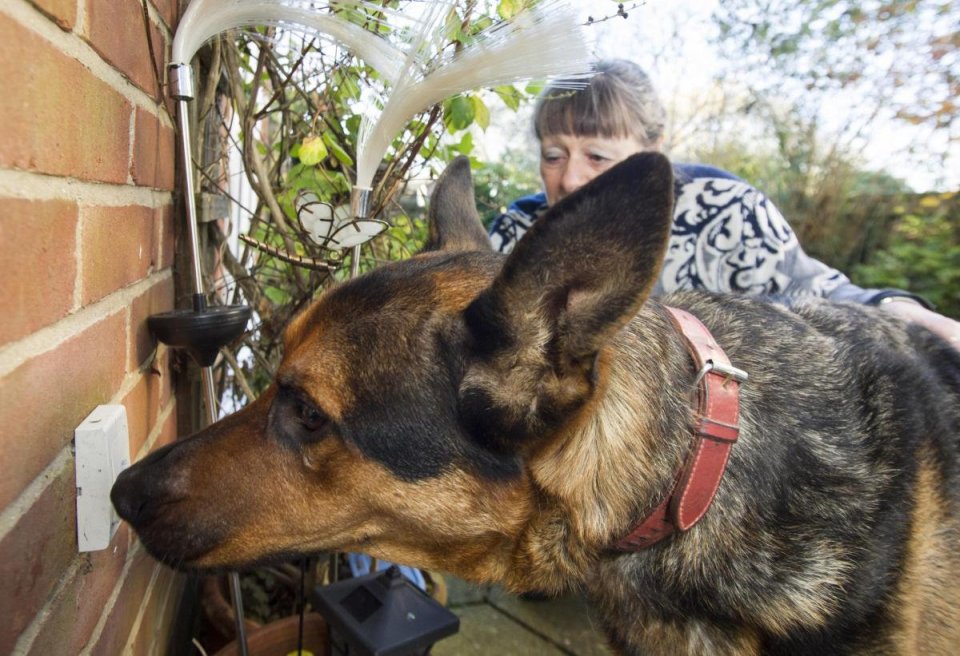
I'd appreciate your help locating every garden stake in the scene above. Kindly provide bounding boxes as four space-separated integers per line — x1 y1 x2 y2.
165 61 252 656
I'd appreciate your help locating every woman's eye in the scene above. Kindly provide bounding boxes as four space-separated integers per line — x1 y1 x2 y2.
298 402 326 431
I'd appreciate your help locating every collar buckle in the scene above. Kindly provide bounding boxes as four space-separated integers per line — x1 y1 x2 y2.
696 360 749 386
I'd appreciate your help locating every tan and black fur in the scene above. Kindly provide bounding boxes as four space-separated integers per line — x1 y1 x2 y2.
112 153 960 655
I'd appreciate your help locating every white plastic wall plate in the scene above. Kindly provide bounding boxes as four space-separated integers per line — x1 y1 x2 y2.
75 405 130 552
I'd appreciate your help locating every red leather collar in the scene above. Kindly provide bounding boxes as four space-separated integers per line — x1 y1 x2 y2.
613 306 747 551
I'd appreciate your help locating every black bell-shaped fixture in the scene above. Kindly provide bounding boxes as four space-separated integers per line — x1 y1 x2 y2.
312 566 459 656
148 293 250 367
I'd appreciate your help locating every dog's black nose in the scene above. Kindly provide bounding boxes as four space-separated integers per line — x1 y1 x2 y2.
110 441 180 526
110 465 148 524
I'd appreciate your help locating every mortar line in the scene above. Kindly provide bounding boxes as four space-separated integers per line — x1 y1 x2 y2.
119 558 163 655
0 270 173 378
0 449 73 542
0 169 173 206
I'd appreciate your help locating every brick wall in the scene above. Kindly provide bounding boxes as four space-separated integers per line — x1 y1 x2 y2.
0 0 184 653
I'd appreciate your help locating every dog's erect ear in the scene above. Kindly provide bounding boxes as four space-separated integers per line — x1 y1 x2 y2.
459 152 674 450
422 156 493 253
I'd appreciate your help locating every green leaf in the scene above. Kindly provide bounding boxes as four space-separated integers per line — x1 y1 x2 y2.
332 68 361 102
443 95 476 131
494 85 523 111
470 16 493 35
264 285 292 305
524 81 545 96
451 131 475 155
322 132 354 167
470 95 490 130
498 0 522 20
299 136 328 166
444 8 464 44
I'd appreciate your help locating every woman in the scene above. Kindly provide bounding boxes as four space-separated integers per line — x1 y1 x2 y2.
489 59 960 345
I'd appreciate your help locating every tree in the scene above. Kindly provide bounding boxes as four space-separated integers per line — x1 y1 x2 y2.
854 193 960 318
668 0 957 279
711 0 959 188
471 147 541 227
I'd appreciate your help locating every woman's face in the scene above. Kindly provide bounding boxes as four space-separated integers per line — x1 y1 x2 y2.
539 133 650 205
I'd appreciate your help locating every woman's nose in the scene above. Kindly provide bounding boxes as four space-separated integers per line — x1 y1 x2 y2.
560 158 591 195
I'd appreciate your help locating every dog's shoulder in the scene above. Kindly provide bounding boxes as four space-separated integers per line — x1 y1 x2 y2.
662 290 958 374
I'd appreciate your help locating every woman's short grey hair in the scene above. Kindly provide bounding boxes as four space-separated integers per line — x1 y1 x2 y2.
534 59 667 148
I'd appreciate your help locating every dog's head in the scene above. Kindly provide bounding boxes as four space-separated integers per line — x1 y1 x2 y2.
111 153 673 577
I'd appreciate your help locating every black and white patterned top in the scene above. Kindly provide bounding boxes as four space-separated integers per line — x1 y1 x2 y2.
489 163 915 305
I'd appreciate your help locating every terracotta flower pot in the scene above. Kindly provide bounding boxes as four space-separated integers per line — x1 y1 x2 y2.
212 612 330 656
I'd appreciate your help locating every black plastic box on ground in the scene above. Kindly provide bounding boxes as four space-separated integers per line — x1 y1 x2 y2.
312 566 459 656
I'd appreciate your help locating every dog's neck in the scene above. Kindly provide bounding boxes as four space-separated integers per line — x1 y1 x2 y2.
613 306 746 550
509 304 699 583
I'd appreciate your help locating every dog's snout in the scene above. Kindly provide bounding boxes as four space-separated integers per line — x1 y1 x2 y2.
110 442 184 527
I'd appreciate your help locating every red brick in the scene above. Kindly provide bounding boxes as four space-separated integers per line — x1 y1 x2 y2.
27 0 78 31
146 9 169 100
20 525 131 656
0 311 126 508
126 391 178 462
80 205 157 305
150 0 178 32
85 548 162 655
0 13 132 183
132 107 176 190
0 199 79 347
84 0 167 99
0 463 77 654
130 276 175 368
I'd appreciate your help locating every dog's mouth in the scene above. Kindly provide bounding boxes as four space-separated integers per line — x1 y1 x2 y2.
120 505 303 573
113 498 225 570
131 514 366 573
137 529 219 571
145 543 320 575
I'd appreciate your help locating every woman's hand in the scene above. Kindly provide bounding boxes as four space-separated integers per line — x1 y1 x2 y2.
879 298 960 351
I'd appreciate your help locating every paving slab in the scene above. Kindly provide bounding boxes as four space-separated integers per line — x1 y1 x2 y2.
444 575 491 606
486 587 612 655
431 603 569 655
435 577 612 656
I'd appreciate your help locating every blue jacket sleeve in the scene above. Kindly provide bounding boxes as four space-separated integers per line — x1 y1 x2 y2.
488 193 546 254
665 172 930 306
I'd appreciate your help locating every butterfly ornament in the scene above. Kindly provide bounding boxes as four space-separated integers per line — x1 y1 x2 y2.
295 191 387 252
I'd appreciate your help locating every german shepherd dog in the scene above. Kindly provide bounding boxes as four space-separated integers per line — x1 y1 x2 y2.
112 153 960 655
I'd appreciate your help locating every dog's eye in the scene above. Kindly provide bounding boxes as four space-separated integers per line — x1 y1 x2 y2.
298 402 327 432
